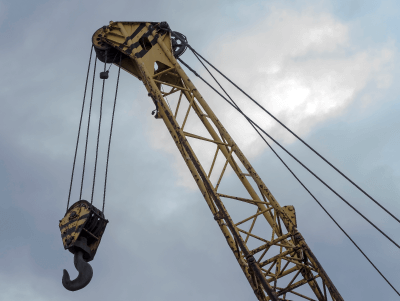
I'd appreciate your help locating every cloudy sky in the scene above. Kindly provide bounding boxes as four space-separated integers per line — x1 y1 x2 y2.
1 0 400 300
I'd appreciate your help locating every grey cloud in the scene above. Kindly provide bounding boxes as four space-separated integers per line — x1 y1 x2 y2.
1 0 400 300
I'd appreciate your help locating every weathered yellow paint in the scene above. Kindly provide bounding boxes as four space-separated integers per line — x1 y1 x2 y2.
59 200 108 262
59 201 91 248
92 21 344 301
282 206 297 228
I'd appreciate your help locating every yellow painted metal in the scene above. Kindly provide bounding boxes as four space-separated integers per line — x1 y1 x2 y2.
59 200 107 261
59 201 91 248
282 205 297 228
93 21 344 301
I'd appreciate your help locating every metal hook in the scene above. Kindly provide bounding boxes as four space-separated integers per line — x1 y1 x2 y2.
62 250 93 291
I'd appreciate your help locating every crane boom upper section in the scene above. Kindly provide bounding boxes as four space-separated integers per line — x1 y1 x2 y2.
93 21 344 301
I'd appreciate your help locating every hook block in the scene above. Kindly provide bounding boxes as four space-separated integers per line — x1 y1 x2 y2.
59 200 108 262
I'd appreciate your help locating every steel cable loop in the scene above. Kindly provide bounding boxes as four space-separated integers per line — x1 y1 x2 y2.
187 46 400 225
178 57 400 250
91 51 108 205
79 56 98 201
182 56 400 296
66 46 94 212
102 55 122 213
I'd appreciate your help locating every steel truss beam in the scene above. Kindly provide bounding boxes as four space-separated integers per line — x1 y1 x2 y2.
95 21 344 301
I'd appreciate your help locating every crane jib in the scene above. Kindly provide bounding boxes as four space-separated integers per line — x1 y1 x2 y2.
85 20 344 300
61 20 400 300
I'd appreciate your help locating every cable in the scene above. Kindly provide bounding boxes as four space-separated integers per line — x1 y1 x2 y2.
106 53 119 72
91 50 107 205
79 56 97 200
103 55 122 213
188 46 400 225
66 46 93 212
178 57 400 250
181 57 400 296
259 119 400 296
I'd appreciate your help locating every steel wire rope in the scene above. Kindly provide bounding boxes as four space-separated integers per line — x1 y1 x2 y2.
91 51 108 205
187 46 400 224
79 56 98 201
102 55 122 213
178 57 400 251
187 54 400 296
66 46 94 212
106 53 119 72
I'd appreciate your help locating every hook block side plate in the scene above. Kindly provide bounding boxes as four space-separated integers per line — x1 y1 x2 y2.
59 200 108 262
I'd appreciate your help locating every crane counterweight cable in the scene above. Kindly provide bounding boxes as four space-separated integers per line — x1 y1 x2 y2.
179 56 400 249
187 46 400 225
178 56 400 295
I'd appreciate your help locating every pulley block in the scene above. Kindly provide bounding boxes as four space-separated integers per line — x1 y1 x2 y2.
59 200 108 291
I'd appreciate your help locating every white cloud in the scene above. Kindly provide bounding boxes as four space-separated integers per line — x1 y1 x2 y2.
209 7 395 149
146 6 396 189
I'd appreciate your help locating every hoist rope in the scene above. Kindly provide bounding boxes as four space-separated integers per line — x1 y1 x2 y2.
179 57 400 250
66 46 94 212
184 54 400 296
187 46 400 225
102 55 122 213
91 51 108 205
79 56 97 201
106 53 119 72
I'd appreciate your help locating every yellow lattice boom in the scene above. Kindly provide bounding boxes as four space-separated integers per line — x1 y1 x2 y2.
92 21 344 301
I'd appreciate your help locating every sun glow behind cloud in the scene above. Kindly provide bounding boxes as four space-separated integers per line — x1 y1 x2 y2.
147 7 396 189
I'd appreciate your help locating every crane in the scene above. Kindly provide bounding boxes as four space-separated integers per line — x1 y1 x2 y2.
59 20 348 300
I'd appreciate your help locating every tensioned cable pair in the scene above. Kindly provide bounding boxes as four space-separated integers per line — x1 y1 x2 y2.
177 45 399 295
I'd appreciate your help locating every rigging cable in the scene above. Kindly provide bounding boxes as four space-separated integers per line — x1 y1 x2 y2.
66 46 94 212
79 55 98 201
178 57 400 250
102 55 122 213
91 51 108 205
184 54 399 296
187 46 400 225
